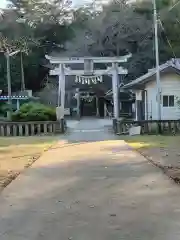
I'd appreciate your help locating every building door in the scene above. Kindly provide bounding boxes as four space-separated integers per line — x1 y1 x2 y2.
140 91 146 120
98 97 105 117
80 93 97 116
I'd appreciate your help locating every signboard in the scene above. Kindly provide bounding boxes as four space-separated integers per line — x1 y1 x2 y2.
64 108 70 115
68 57 80 60
56 107 63 120
129 126 141 136
56 107 70 120
136 90 142 101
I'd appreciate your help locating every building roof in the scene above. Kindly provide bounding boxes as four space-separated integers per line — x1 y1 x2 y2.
123 58 180 89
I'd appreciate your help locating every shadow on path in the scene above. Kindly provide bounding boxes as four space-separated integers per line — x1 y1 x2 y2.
0 119 180 239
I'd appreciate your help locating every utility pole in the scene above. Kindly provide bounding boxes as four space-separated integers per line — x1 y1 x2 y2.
153 0 161 124
58 75 61 107
60 64 65 132
20 52 25 91
5 52 12 121
4 50 20 121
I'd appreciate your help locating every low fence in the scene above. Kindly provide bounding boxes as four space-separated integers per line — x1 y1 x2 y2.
0 120 66 137
113 119 180 135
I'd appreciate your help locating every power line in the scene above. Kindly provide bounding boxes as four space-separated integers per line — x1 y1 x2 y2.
176 18 180 24
169 0 180 12
158 19 176 58
157 0 180 58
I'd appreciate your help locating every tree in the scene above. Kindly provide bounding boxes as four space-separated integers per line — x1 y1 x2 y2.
66 0 180 82
9 0 72 26
134 0 180 60
0 0 75 93
66 1 154 80
1 0 180 97
0 8 41 91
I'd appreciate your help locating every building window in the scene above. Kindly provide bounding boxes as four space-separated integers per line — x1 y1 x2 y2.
163 95 174 107
169 95 174 106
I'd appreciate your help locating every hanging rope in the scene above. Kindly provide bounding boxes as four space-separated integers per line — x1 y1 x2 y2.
75 75 103 85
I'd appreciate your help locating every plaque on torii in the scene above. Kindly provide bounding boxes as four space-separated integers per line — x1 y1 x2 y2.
45 54 132 120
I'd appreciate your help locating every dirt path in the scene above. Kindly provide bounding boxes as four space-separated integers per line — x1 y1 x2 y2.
0 119 180 240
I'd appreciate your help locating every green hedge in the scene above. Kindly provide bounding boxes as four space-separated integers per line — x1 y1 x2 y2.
12 102 56 121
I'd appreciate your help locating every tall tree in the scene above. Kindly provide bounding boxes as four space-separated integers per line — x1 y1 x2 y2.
66 1 154 80
66 0 180 81
9 0 72 26
0 0 75 92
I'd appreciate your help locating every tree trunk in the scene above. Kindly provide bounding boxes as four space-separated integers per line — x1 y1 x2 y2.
20 52 25 91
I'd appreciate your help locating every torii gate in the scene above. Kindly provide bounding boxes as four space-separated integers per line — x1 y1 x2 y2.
45 54 131 120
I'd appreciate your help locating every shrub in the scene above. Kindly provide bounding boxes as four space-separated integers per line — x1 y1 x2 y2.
0 102 7 115
12 102 56 122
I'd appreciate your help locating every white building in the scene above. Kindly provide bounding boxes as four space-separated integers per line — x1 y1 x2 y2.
123 59 180 121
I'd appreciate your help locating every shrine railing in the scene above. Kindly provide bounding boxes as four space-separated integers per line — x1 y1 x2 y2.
113 119 180 135
0 120 66 137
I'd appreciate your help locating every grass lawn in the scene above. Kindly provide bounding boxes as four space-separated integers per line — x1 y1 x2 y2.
0 136 58 191
123 135 180 183
123 135 179 149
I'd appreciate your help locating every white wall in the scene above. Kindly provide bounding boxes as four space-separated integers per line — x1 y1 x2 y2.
145 73 180 120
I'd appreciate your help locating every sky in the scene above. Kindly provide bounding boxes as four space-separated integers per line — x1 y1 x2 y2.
0 0 93 8
0 0 7 8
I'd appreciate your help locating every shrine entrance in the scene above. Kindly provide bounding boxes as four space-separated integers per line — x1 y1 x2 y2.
76 86 109 118
45 55 131 121
80 92 97 117
79 93 106 117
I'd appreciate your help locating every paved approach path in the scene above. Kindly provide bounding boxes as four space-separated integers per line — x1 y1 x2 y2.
0 119 180 240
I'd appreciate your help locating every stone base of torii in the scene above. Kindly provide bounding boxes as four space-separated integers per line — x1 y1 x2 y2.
45 54 131 121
